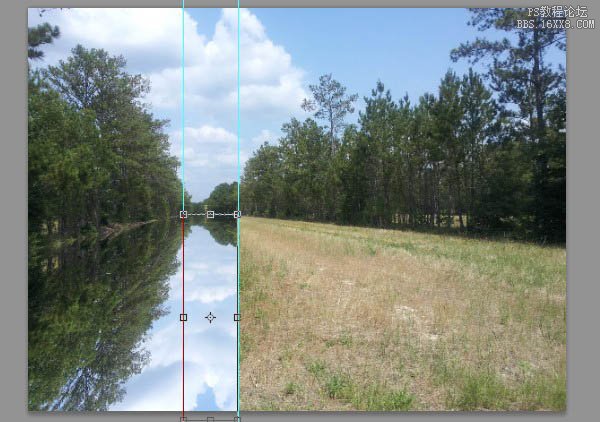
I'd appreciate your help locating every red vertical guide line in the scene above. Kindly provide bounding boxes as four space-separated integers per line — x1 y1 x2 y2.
181 217 185 419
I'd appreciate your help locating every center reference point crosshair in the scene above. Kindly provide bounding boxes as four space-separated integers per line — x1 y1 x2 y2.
205 312 216 324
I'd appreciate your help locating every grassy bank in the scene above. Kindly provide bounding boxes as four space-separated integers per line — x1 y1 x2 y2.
240 217 566 411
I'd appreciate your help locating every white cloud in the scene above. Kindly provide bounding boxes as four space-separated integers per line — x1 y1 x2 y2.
170 125 237 169
112 322 236 411
169 124 258 199
147 8 307 124
167 230 238 305
251 129 276 146
182 260 237 304
28 8 204 72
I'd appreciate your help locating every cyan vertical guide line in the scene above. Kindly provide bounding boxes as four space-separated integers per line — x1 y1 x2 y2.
181 1 186 418
236 0 241 418
181 0 186 211
179 2 241 416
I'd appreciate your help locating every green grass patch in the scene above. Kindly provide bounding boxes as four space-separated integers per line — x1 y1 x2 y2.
450 371 511 410
307 361 413 411
324 373 353 399
324 332 353 348
324 372 414 410
239 331 252 362
283 382 300 395
307 360 326 378
275 220 565 289
361 385 414 411
443 367 566 411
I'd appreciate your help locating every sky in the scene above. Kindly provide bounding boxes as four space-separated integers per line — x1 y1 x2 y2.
28 7 566 201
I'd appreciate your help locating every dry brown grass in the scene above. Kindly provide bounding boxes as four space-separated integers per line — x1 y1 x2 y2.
240 217 566 411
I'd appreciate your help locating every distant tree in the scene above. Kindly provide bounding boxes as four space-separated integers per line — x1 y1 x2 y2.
29 45 182 240
45 45 149 127
302 73 358 154
451 8 566 239
201 182 238 214
358 81 398 227
242 143 284 217
28 81 103 235
458 69 499 228
28 23 60 60
432 71 464 227
240 60 564 241
279 118 329 219
42 45 181 224
450 8 565 137
340 125 370 225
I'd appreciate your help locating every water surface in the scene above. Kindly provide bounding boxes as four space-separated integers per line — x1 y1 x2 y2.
28 219 237 411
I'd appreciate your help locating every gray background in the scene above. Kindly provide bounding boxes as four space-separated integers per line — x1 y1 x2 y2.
1 0 597 421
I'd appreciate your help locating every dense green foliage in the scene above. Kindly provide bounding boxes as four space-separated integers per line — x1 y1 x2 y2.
28 219 182 410
27 31 187 410
28 43 182 239
28 22 60 60
191 182 238 214
240 9 566 241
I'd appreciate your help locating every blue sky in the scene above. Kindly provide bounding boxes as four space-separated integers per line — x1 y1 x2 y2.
29 8 565 201
110 225 237 411
248 8 478 102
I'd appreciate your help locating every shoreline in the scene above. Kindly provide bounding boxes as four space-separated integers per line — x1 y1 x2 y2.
98 219 158 241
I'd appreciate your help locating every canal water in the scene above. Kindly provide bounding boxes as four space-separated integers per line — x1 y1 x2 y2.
28 218 237 411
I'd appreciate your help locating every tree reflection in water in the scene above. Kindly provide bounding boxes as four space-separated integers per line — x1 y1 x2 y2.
28 218 236 411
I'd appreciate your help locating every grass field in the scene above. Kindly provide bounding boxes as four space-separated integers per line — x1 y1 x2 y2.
240 217 566 411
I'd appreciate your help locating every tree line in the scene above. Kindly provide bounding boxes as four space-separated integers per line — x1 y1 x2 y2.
28 23 183 239
189 182 238 214
240 9 566 241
